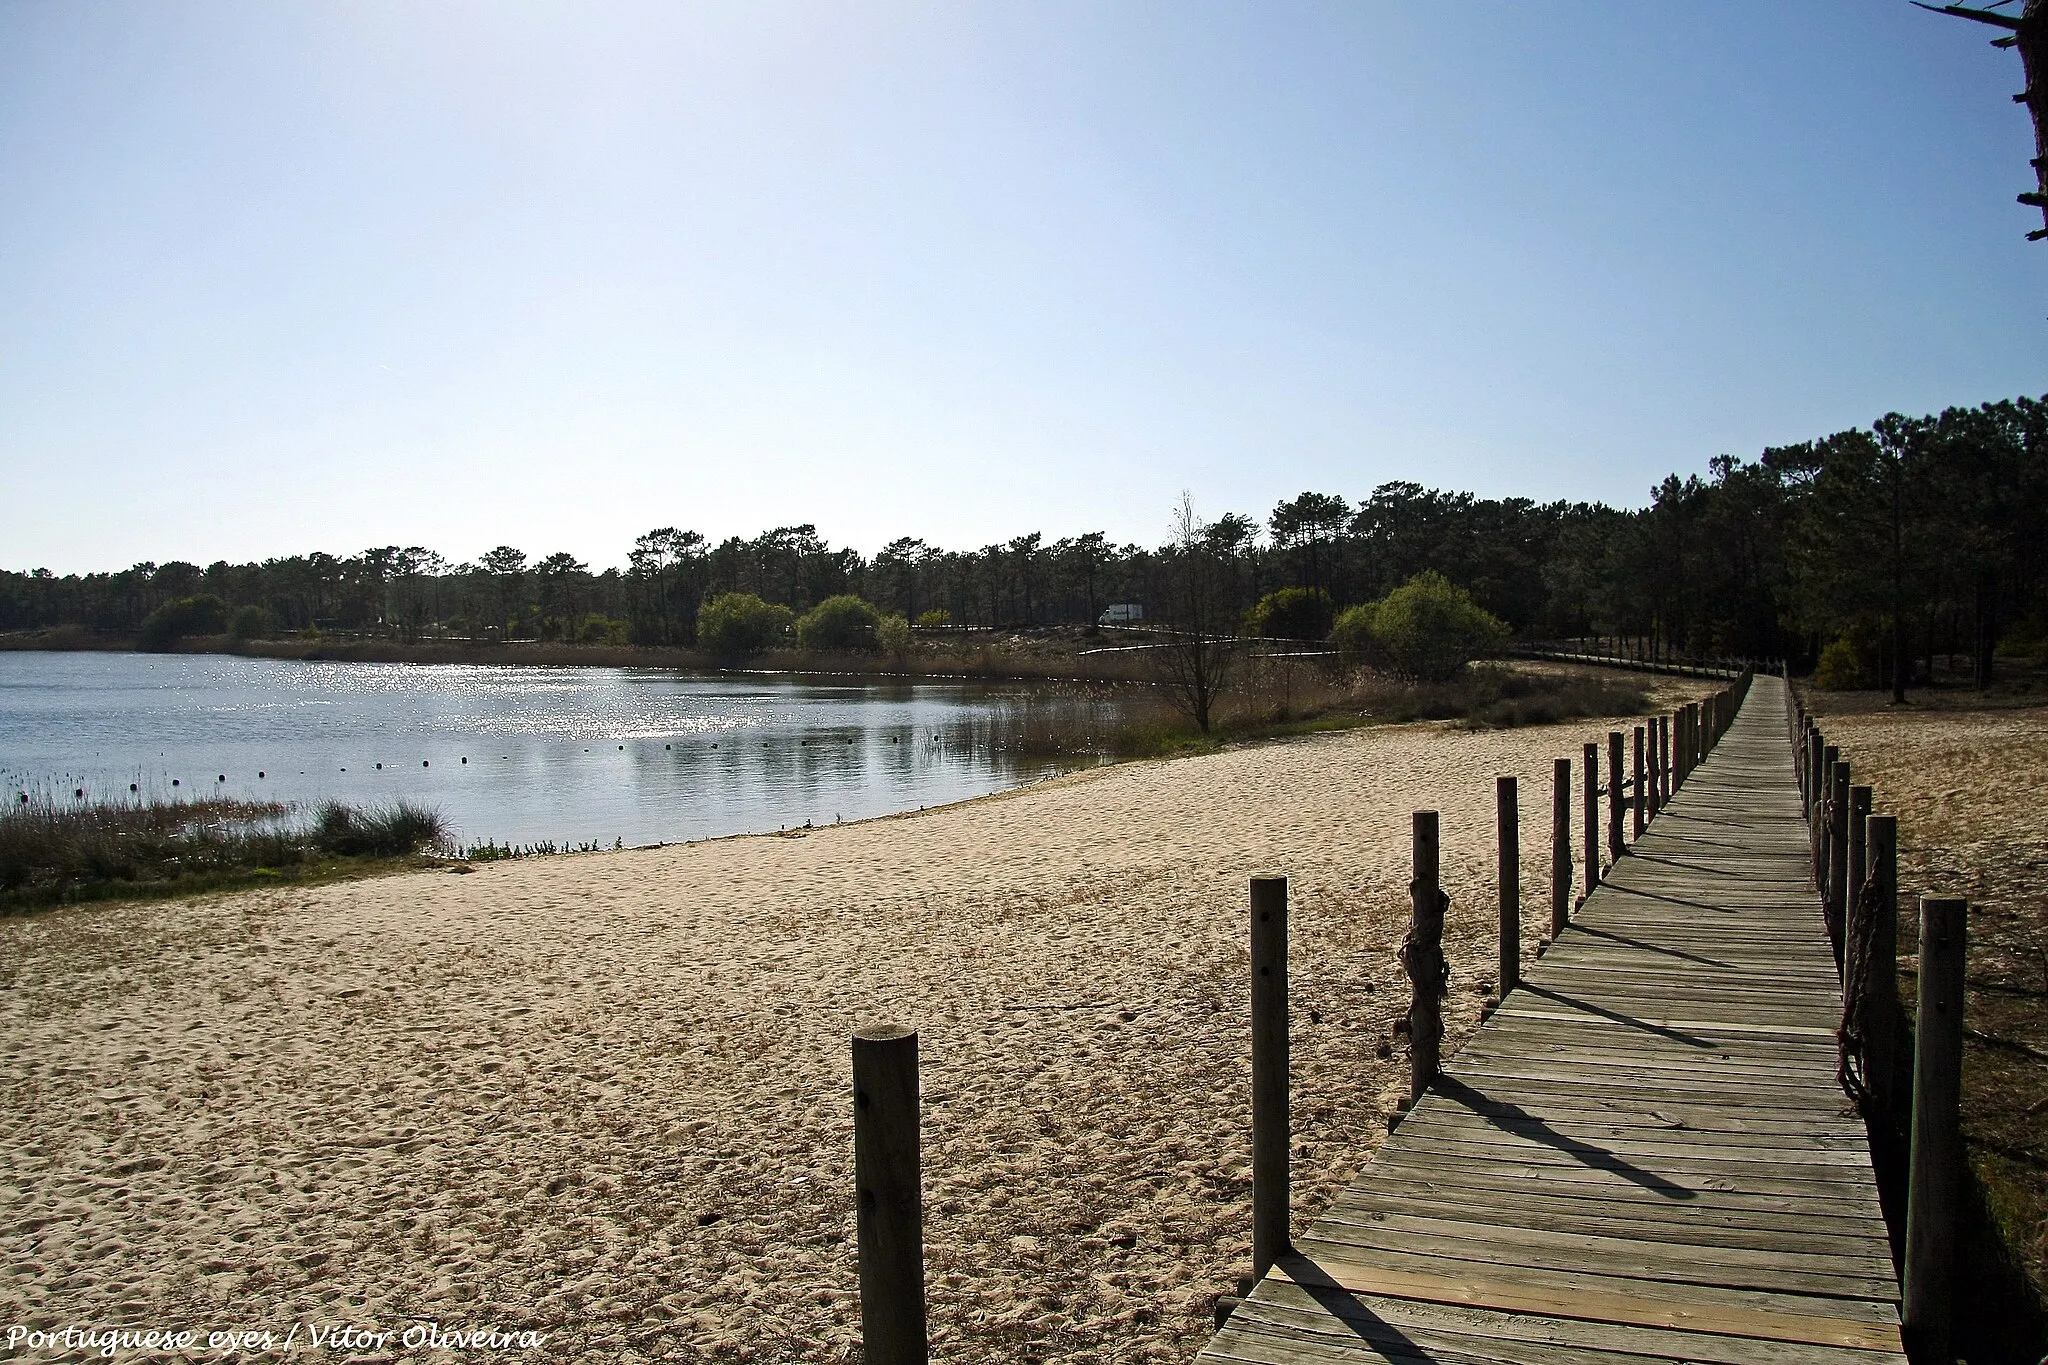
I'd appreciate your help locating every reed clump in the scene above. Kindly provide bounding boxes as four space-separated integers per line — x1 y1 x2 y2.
0 791 450 912
995 661 1655 760
1355 664 1652 729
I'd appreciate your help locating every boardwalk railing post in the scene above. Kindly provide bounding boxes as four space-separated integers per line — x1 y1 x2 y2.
1866 815 1902 1122
1581 743 1600 897
1497 777 1520 996
853 1023 928 1365
1249 876 1289 1279
1818 732 1835 871
1799 720 1813 815
1550 758 1571 938
1826 761 1851 974
1632 725 1646 840
1658 714 1671 809
1903 896 1969 1364
1404 812 1446 1103
1606 732 1625 862
1647 719 1662 819
1818 744 1840 894
1846 785 1872 958
1605 732 1622 859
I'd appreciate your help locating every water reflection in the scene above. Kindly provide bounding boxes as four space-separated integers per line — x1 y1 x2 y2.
0 653 1127 848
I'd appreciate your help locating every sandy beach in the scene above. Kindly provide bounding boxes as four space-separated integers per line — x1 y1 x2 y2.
1 696 1709 1364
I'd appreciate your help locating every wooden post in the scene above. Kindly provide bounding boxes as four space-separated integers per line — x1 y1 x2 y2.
1581 743 1599 896
1249 876 1289 1277
1808 729 1825 827
1406 812 1445 1102
1806 727 1823 871
1846 785 1872 956
1497 776 1520 996
1865 815 1902 1122
1632 726 1646 840
1826 761 1851 974
1606 732 1625 862
1659 715 1671 808
853 1023 928 1365
1646 719 1662 819
1798 720 1812 814
1550 758 1571 937
1902 897 1969 1363
1820 745 1841 901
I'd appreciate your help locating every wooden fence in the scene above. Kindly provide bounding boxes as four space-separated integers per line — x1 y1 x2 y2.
1791 679 1972 1362
841 662 1975 1364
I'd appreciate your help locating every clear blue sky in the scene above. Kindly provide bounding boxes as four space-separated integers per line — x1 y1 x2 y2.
3 1 2044 575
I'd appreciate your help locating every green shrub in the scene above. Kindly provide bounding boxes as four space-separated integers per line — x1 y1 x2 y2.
578 613 630 645
226 604 274 640
1331 602 1378 660
1815 635 1873 690
1361 571 1507 681
916 608 952 628
138 595 228 651
877 614 913 658
698 592 794 660
1245 587 1336 641
796 594 883 653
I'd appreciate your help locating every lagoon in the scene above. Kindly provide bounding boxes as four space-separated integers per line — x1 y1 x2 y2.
0 652 1114 849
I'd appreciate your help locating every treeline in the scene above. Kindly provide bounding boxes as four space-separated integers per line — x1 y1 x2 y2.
4 393 2043 679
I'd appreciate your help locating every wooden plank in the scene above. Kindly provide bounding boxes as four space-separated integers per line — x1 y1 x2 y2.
1231 1281 1894 1365
1308 1210 1899 1296
1331 1183 1894 1251
1273 1250 1903 1348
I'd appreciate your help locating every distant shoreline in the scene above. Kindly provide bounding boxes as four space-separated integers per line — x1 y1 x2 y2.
0 626 1152 685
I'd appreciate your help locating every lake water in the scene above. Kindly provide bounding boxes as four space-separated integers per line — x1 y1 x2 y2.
0 652 1119 849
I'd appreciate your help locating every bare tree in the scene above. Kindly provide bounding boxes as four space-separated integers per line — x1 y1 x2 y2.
1155 493 1239 732
1917 0 2048 240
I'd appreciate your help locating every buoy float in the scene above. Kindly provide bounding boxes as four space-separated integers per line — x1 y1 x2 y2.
172 779 181 786
217 774 225 782
461 757 467 764
619 744 624 750
258 771 264 778
375 763 383 770
74 788 84 799
423 760 429 767
665 743 671 750
130 784 138 793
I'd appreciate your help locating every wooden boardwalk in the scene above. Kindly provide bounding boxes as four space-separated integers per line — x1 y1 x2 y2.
1198 675 1907 1365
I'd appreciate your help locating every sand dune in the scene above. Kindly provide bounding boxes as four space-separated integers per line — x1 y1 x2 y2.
0 697 1706 1363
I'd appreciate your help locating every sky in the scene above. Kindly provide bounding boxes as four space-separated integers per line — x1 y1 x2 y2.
3 1 2045 575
